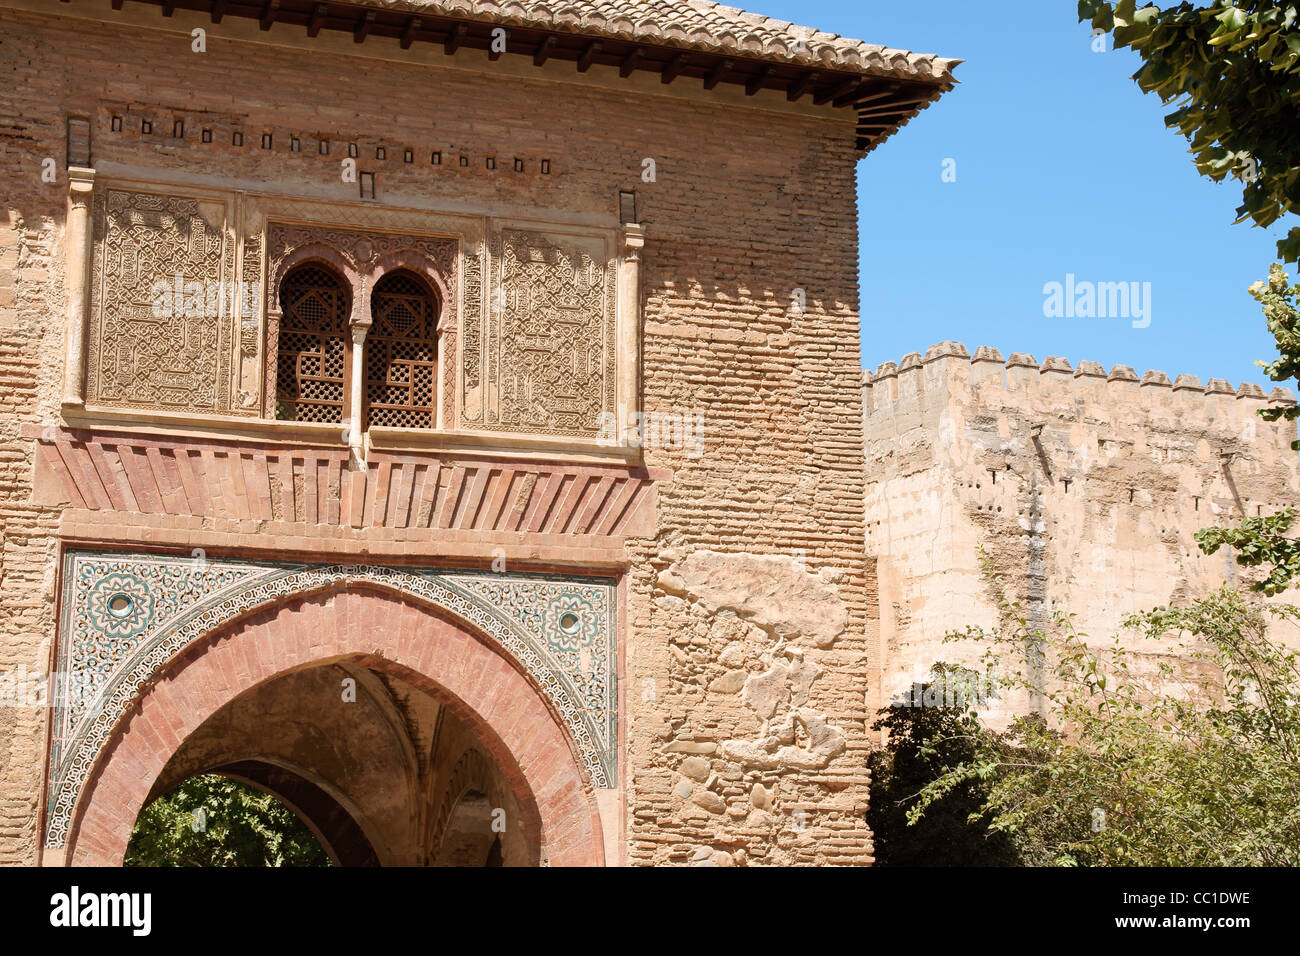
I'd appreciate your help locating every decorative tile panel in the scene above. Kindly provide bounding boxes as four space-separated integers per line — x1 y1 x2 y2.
46 550 616 848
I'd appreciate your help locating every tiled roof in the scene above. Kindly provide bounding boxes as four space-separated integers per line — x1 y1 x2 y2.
365 0 960 82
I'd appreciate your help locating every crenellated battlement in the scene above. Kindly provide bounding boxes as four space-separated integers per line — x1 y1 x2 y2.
863 341 1297 455
865 340 1294 412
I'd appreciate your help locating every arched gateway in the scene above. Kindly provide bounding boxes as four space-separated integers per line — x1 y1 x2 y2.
47 553 612 866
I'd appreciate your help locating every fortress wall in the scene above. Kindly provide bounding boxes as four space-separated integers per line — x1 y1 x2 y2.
864 341 1300 721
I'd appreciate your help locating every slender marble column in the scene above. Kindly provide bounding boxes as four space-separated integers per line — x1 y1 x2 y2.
618 222 645 447
349 324 369 468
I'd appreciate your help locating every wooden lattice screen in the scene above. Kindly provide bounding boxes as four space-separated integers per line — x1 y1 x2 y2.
275 265 349 423
365 270 438 429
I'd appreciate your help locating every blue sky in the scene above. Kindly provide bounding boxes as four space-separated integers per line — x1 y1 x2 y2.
752 0 1291 389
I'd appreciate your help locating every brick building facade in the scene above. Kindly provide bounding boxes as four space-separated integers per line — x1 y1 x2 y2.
0 0 957 866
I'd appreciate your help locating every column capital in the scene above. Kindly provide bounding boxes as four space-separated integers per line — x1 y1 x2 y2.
67 167 96 203
622 222 645 260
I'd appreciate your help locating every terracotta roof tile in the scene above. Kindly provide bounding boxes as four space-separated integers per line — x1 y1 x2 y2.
363 0 960 81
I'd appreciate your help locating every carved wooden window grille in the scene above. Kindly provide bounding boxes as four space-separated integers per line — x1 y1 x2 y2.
365 270 439 429
276 265 349 423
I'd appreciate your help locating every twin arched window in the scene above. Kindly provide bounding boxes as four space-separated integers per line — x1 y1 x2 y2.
275 264 438 430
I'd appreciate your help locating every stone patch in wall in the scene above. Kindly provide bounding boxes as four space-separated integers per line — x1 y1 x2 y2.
654 549 854 859
657 548 849 648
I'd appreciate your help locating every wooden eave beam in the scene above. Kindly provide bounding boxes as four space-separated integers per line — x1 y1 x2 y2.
259 0 279 31
703 58 734 90
744 66 772 96
854 85 904 107
307 3 327 37
400 16 421 49
858 95 935 115
444 22 467 54
619 47 643 78
210 0 227 23
661 53 687 84
814 76 859 106
855 106 910 121
534 35 557 67
786 71 820 102
832 80 870 108
354 9 374 43
577 40 602 72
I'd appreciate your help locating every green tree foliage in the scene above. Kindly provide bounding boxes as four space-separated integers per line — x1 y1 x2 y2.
911 575 1300 865
1196 507 1300 594
1079 1 1300 262
1082 4 1300 591
124 774 331 867
867 675 1022 866
1194 263 1300 593
1252 263 1300 430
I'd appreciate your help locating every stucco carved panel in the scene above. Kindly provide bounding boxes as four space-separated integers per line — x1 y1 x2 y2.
236 232 264 411
86 189 235 412
461 229 616 437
